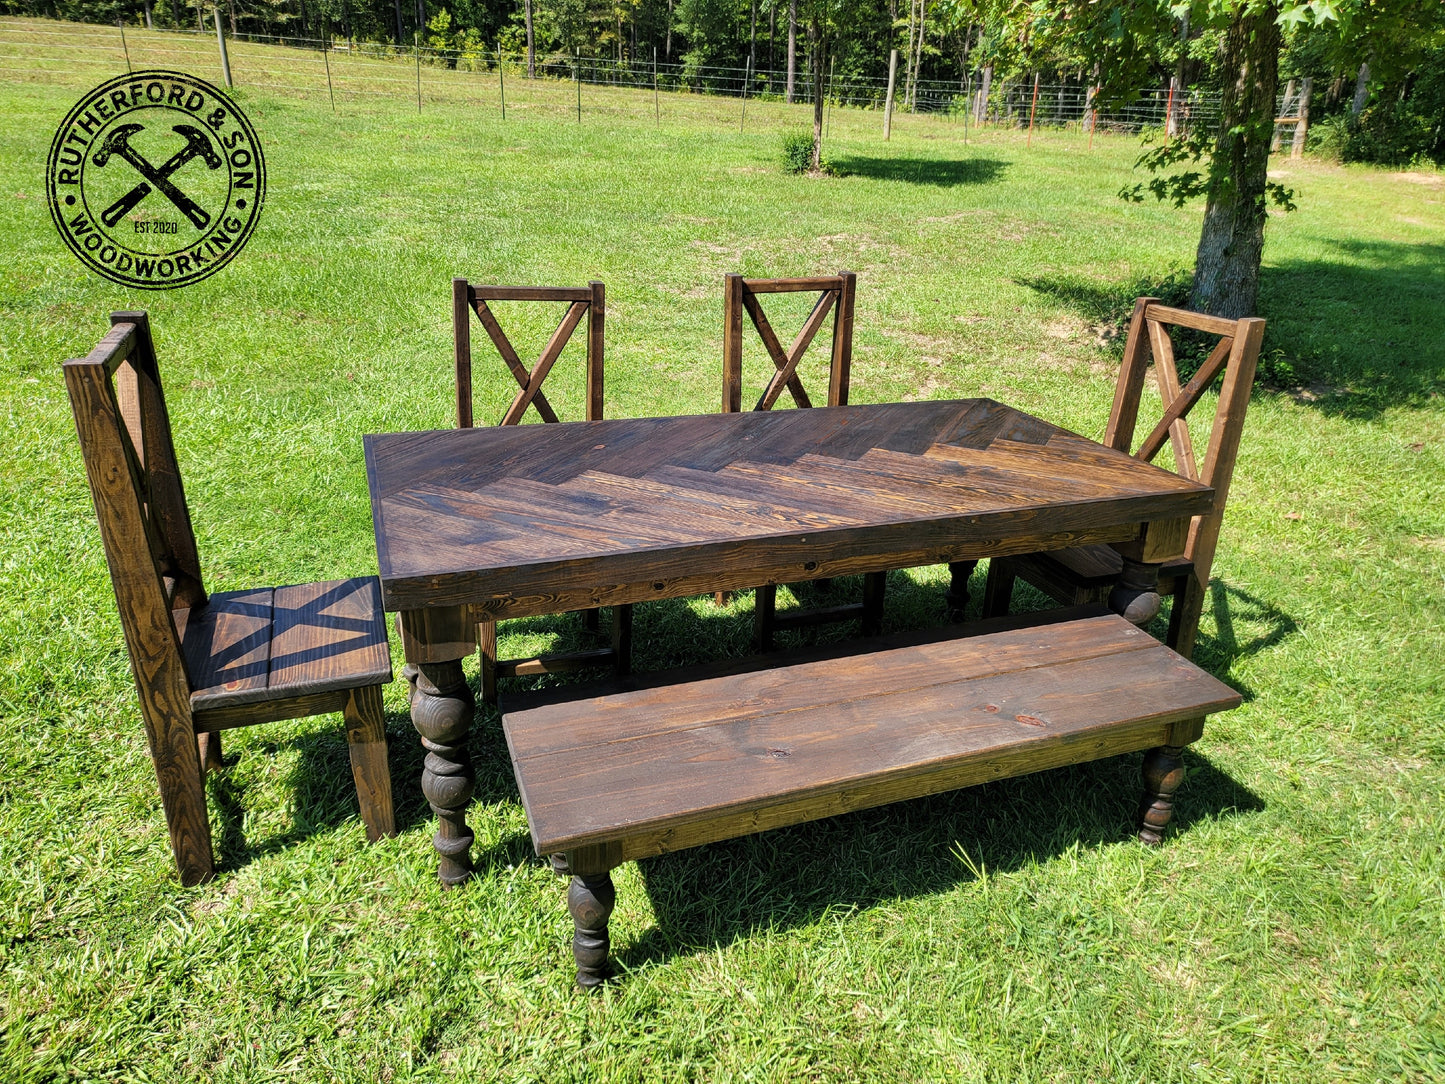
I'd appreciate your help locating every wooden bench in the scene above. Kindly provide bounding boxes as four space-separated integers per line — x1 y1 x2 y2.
502 608 1241 988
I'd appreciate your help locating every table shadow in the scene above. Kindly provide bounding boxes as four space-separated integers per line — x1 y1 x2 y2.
828 155 1008 187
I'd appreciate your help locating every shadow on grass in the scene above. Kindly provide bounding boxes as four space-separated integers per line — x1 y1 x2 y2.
618 747 1261 978
829 155 1008 187
1018 238 1445 418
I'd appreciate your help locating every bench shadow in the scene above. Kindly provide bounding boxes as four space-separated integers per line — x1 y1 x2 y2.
829 155 1008 187
614 746 1261 978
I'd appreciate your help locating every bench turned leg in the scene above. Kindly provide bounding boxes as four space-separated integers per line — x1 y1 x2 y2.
412 660 476 886
1138 744 1186 845
568 871 616 990
945 560 978 622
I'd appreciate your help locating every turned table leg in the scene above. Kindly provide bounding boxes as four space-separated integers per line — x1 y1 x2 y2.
568 871 616 989
1108 555 1162 627
1138 744 1186 845
400 608 478 887
413 661 475 886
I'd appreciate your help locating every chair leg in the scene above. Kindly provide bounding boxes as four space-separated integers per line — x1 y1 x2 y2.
479 619 498 705
611 604 634 677
754 584 778 652
861 571 886 636
344 684 396 842
151 725 214 886
197 730 223 774
945 560 977 622
1166 575 1206 661
981 558 1016 618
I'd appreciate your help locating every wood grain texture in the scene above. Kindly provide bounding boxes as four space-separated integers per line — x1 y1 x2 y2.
503 612 1239 857
365 400 1214 616
344 683 396 841
64 325 211 885
181 578 391 710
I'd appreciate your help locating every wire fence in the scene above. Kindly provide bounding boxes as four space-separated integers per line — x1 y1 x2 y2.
2 15 1229 135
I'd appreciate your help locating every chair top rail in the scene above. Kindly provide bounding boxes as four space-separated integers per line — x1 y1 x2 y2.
67 319 138 374
742 276 845 294
466 284 593 303
1144 303 1244 337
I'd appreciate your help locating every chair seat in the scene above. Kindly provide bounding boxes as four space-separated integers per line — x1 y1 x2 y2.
1025 545 1193 590
177 577 392 711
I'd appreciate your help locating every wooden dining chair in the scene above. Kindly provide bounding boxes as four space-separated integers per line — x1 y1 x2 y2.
452 278 632 702
64 312 395 887
719 271 885 650
981 298 1265 659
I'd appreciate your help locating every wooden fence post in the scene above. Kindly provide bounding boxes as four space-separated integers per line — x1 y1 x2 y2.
1292 76 1311 158
884 48 896 140
1026 72 1039 147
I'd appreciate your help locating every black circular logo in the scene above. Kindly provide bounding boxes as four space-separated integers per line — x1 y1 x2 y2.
46 70 265 290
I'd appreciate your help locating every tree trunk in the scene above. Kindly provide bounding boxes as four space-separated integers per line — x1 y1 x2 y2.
786 0 796 103
811 20 824 168
666 0 673 61
750 0 756 70
394 0 404 44
524 0 534 77
1190 4 1280 319
768 0 775 74
903 0 914 105
1351 60 1370 116
142 0 152 29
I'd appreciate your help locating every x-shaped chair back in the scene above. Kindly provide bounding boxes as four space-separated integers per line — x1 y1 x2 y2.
1105 298 1265 588
722 272 856 413
452 278 604 428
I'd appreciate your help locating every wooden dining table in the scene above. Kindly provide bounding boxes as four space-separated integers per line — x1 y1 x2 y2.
364 398 1215 885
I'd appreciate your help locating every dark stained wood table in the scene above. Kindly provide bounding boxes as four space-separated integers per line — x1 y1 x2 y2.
364 398 1215 885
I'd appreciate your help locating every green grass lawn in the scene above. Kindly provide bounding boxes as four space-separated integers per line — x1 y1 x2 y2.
2 19 1444 1081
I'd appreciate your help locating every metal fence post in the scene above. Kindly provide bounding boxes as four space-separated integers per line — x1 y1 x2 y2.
117 19 132 74
498 43 505 119
653 45 659 124
415 34 422 112
213 8 232 88
323 20 336 112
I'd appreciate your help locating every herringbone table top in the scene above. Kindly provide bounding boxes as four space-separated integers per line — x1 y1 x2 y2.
365 399 1213 616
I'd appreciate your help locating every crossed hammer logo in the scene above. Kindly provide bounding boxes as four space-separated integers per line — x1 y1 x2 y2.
92 122 223 229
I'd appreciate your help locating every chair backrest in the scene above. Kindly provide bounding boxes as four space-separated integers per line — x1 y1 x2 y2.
64 311 207 799
722 271 856 412
452 279 605 428
1104 297 1265 586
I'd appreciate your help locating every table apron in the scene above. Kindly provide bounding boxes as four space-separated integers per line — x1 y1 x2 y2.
399 520 1165 621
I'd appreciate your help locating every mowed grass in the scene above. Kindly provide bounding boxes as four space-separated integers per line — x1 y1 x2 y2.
2 22 1444 1080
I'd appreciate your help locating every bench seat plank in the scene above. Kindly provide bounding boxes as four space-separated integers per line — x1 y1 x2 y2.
504 613 1240 861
